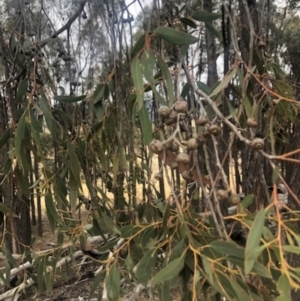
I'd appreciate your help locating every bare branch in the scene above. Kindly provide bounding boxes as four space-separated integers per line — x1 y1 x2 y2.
41 0 88 48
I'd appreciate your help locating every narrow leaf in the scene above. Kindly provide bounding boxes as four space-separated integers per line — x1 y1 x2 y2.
152 256 185 285
89 270 103 298
94 103 105 122
0 128 11 150
229 280 252 301
243 95 253 118
156 55 175 105
3 158 12 176
69 170 78 214
45 190 62 231
54 95 86 103
131 56 144 111
192 11 221 22
159 281 171 301
138 103 153 145
142 49 156 83
93 83 105 104
125 253 134 271
67 139 82 190
135 249 158 285
131 34 146 58
210 68 237 97
16 78 28 103
101 212 120 235
210 241 244 259
105 264 120 301
29 109 43 133
272 167 280 184
39 94 56 137
197 81 211 95
245 209 266 274
179 17 197 28
151 85 168 106
241 194 254 208
205 22 222 40
155 27 198 45
15 113 26 170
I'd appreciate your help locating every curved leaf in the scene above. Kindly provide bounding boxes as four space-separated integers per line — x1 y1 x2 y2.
152 256 185 286
105 264 120 301
141 49 156 83
132 33 146 58
16 78 28 103
0 128 12 150
210 241 244 259
155 27 198 45
210 68 237 97
241 194 254 208
205 22 222 40
139 103 153 145
54 95 86 103
245 209 266 274
179 17 197 28
157 55 175 105
135 248 158 285
15 113 26 170
131 56 144 111
45 190 62 232
192 11 221 22
67 139 82 190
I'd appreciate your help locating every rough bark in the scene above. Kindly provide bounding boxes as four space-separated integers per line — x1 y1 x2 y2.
203 0 220 190
203 0 218 88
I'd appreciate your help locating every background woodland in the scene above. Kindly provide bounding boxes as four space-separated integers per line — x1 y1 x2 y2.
0 0 300 300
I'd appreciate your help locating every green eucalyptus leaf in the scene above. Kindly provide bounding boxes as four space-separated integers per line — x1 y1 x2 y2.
138 103 153 145
54 95 86 103
210 68 237 97
245 209 266 274
205 22 222 40
179 17 197 28
125 253 134 271
131 56 144 111
156 55 175 105
241 194 254 208
0 128 12 150
67 139 82 190
45 190 62 232
39 93 57 138
155 27 198 45
152 256 186 286
135 248 158 285
16 78 28 103
210 240 244 259
132 34 146 58
192 11 221 22
15 113 26 170
142 49 156 83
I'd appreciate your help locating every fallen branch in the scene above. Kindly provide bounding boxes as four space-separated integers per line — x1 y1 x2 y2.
0 235 116 300
0 262 31 288
0 251 84 301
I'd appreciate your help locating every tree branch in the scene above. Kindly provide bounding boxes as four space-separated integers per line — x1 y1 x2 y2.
41 0 88 48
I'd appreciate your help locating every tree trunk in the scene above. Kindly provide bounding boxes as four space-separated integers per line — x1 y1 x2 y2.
204 0 218 88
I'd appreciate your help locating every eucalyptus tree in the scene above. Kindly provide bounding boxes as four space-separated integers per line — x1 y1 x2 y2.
1 0 300 300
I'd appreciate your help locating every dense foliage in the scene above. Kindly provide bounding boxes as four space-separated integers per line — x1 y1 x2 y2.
0 0 300 300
